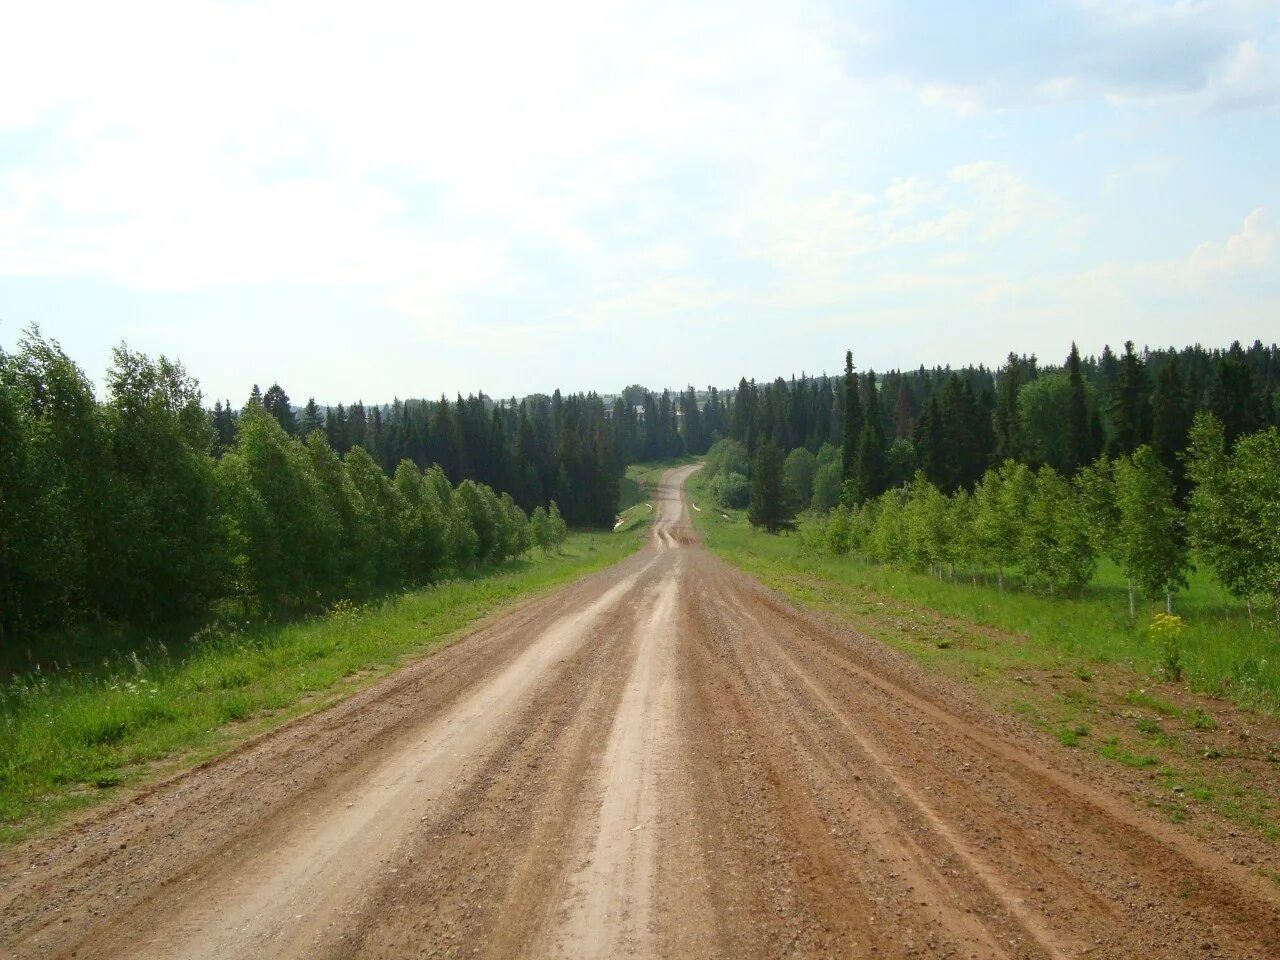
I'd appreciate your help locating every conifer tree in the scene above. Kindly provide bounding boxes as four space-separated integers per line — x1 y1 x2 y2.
912 393 945 489
262 383 297 435
747 439 792 533
1208 356 1264 449
1063 342 1091 476
1150 354 1192 498
679 387 706 455
211 400 237 451
892 379 915 439
841 351 861 482
937 375 990 492
1106 341 1151 458
431 396 462 481
642 391 660 459
993 358 1022 461
245 383 263 412
299 397 322 437
856 370 887 500
1097 344 1120 411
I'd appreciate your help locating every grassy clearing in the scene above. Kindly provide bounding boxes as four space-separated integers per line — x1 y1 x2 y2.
1 524 649 844
689 476 1278 713
689 474 1280 844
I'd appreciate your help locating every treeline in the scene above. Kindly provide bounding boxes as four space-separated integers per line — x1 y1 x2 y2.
712 339 1280 624
210 385 623 529
799 416 1280 624
205 381 734 531
717 339 1280 502
0 330 570 641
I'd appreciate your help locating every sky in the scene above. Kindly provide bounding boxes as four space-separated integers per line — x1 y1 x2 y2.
1 0 1278 404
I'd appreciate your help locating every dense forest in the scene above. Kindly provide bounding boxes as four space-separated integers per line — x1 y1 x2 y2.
4 328 1277 641
0 330 582 641
703 340 1280 623
708 339 1279 489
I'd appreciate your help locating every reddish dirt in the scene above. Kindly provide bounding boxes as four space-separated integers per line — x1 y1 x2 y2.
1 465 1278 959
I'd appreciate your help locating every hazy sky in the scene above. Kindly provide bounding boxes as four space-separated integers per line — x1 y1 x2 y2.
1 0 1277 404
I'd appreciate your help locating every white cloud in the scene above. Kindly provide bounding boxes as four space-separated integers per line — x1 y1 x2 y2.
859 0 1280 114
0 1 1273 400
0 0 870 322
1187 206 1278 275
722 160 1077 292
1204 38 1280 109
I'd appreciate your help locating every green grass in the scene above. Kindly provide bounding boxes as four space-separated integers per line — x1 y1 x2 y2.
0 524 649 844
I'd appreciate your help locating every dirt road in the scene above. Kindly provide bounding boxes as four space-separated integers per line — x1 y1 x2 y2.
2 466 1278 959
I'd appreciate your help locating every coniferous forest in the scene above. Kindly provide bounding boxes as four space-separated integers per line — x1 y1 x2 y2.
711 340 1280 624
4 328 1279 644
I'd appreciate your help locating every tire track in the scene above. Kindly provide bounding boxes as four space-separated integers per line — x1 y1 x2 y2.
3 464 1278 960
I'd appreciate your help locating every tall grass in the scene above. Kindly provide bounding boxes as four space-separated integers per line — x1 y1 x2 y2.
0 527 645 842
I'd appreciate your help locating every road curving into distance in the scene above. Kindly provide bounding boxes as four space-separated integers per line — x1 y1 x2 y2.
2 464 1278 959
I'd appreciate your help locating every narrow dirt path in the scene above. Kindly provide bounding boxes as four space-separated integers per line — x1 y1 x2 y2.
2 465 1277 959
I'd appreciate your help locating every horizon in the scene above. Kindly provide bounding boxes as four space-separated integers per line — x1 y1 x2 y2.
5 323 1274 410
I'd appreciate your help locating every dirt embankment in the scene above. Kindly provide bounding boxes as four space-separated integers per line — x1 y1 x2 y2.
2 463 1277 959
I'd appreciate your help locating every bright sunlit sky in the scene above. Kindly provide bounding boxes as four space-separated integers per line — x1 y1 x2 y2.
1 0 1277 403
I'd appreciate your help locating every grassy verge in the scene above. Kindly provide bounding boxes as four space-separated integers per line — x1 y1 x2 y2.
688 474 1280 848
1 525 649 844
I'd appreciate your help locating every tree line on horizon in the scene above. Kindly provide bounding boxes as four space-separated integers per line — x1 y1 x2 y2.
4 326 1277 642
722 338 1277 497
720 340 1279 624
1 326 741 645
0 329 582 644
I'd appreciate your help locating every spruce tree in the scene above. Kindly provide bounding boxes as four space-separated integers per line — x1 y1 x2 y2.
679 387 706 454
912 393 946 489
1150 354 1192 498
642 392 660 459
855 370 887 500
841 351 861 483
431 396 462 481
299 398 322 437
747 439 791 533
892 379 914 439
1106 341 1150 459
211 400 236 452
993 357 1022 461
1097 344 1120 413
1208 356 1264 449
261 383 297 435
1063 342 1091 477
